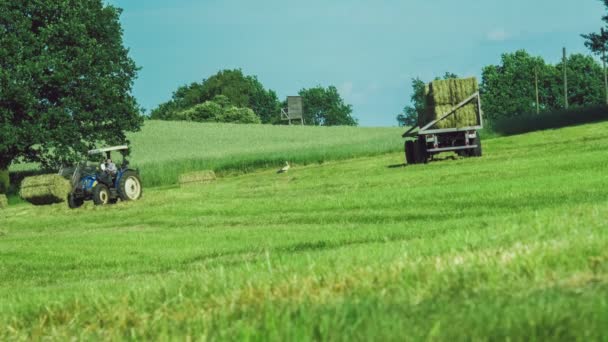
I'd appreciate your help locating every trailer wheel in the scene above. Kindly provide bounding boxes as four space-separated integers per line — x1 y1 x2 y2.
413 139 428 164
405 141 415 164
472 138 483 157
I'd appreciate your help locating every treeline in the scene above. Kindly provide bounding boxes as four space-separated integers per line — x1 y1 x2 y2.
150 69 357 126
398 50 606 126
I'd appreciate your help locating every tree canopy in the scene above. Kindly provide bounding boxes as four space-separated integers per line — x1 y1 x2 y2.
298 86 357 126
581 0 608 57
150 69 280 123
0 0 142 171
481 50 605 122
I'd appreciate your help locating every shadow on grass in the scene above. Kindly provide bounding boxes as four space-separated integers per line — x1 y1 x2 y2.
492 105 608 136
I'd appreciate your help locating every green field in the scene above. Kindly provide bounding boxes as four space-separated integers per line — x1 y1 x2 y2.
124 121 403 187
9 120 403 187
1 122 608 340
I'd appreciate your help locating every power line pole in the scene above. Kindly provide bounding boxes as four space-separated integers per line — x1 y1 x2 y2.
535 67 540 114
563 47 568 110
603 28 608 106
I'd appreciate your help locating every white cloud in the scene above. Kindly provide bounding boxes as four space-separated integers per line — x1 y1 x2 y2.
486 28 510 42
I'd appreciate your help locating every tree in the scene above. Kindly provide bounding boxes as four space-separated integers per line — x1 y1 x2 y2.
150 69 280 123
582 1 608 58
0 0 142 175
481 50 605 122
298 86 357 126
481 50 557 121
556 54 605 107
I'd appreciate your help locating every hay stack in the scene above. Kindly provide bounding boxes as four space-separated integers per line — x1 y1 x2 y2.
20 174 71 205
421 77 480 129
179 170 216 186
0 194 7 209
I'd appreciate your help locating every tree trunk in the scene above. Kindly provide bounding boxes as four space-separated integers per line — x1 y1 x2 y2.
0 156 13 194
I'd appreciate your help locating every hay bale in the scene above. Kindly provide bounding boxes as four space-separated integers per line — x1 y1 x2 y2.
179 170 216 186
20 174 71 205
429 77 478 106
0 194 7 209
422 77 480 128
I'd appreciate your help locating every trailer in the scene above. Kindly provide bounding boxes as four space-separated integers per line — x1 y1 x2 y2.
402 91 484 164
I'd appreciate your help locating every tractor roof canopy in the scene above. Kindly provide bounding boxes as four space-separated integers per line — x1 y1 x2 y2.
88 145 129 156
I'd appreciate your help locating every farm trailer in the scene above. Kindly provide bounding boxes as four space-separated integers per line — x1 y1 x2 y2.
402 91 484 164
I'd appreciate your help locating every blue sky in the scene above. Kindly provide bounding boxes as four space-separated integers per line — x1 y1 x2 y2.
107 0 605 126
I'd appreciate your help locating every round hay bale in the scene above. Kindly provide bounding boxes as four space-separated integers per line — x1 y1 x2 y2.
20 174 71 205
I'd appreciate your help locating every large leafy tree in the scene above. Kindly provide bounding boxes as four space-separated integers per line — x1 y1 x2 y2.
298 86 357 126
0 0 142 172
481 50 557 121
150 69 280 123
556 54 605 107
481 50 605 122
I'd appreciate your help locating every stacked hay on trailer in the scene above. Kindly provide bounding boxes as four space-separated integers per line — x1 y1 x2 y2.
20 174 71 205
421 77 479 129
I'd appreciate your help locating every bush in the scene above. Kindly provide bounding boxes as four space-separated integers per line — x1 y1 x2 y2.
177 102 223 122
176 101 261 124
219 107 261 124
491 105 608 135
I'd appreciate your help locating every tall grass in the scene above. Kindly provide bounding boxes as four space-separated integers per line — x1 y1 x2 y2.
128 121 404 186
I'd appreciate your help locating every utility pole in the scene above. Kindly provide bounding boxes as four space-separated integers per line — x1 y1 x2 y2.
603 28 608 106
563 47 569 109
535 67 540 114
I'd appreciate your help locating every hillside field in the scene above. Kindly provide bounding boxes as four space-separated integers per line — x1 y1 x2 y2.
1 122 608 339
9 121 404 188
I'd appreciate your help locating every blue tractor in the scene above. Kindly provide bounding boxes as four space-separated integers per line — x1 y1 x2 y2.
62 145 143 208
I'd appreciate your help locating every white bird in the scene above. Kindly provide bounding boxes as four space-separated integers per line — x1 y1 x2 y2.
277 161 290 174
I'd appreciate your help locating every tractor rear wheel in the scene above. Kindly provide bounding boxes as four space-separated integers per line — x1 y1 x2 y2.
118 171 142 201
93 184 110 205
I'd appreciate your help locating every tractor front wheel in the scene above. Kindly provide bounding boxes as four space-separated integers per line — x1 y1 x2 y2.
68 193 84 209
93 184 110 205
118 171 142 201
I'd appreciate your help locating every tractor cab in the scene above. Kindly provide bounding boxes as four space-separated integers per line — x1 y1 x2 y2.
67 145 143 208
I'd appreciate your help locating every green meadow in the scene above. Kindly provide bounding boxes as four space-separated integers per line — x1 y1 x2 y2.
128 120 404 186
1 122 608 340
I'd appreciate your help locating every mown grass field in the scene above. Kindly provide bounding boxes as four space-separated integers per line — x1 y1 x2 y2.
1 122 608 340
